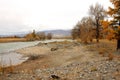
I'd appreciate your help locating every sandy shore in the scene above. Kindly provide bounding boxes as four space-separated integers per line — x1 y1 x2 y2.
0 41 120 80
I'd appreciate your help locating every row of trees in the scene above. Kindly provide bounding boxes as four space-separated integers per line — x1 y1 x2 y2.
25 30 52 41
72 17 96 43
72 0 120 50
72 3 105 42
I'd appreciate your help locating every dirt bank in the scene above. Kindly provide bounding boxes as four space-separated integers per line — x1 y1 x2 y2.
0 40 120 80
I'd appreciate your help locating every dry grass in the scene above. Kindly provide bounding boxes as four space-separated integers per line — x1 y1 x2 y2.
0 64 14 76
0 65 15 80
49 40 72 44
53 36 72 39
0 59 15 74
86 39 116 52
107 53 114 60
0 38 27 43
85 39 120 60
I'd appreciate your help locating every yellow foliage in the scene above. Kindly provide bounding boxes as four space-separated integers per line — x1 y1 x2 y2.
109 29 115 33
102 29 108 33
118 26 120 30
106 32 115 40
101 20 109 29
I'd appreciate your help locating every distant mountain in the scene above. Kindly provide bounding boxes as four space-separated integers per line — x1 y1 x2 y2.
37 29 71 37
0 32 28 38
0 29 72 38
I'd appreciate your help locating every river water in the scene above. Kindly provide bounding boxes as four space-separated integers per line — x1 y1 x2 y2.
0 39 69 66
0 41 41 67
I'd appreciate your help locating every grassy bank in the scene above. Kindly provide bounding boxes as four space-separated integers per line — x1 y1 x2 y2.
0 38 27 43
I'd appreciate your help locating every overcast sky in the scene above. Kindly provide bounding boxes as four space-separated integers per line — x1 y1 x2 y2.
0 0 111 34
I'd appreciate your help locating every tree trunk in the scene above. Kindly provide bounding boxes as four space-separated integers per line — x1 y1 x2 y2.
96 19 99 43
117 21 120 51
117 39 120 51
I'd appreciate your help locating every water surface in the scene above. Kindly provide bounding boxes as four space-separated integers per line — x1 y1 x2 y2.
0 41 40 53
0 41 40 66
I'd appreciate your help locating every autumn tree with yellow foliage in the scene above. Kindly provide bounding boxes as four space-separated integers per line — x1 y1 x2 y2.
25 30 37 41
102 0 120 51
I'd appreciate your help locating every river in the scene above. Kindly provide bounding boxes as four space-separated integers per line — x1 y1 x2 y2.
0 39 70 67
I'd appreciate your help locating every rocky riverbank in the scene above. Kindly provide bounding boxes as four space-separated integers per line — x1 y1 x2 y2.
0 40 120 80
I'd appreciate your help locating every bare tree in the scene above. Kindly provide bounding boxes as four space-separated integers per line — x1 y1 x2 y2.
89 3 106 42
79 17 95 43
71 24 81 39
46 33 52 40
37 32 46 40
72 17 95 43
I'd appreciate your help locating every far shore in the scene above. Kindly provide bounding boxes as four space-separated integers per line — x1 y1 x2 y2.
0 37 72 43
0 38 27 43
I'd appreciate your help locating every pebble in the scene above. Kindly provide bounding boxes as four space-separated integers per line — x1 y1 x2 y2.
2 59 120 80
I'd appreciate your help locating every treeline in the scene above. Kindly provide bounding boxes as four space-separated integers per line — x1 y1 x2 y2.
0 35 21 38
25 30 52 41
72 17 96 43
72 3 106 43
72 0 120 50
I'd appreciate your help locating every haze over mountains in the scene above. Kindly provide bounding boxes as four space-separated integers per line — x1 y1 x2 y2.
0 29 71 37
39 29 71 37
